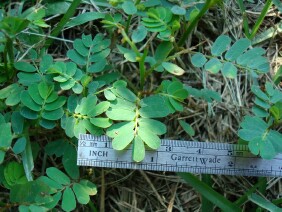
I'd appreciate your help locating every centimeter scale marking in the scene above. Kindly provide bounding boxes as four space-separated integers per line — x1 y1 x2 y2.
77 134 282 177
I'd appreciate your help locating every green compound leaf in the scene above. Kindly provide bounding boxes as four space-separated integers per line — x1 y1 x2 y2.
66 12 105 28
42 108 64 120
4 161 27 188
62 187 76 212
107 121 135 138
62 144 80 180
192 35 269 78
64 95 109 138
38 81 53 99
20 107 39 120
0 83 23 106
236 47 265 66
79 180 97 195
75 95 98 114
90 118 113 128
139 95 170 118
114 86 137 102
221 62 237 78
46 167 70 186
132 25 147 43
67 34 110 72
138 126 161 149
42 192 62 210
10 180 51 205
11 111 24 134
159 80 188 113
73 183 90 204
104 90 116 101
162 62 185 76
37 176 63 191
141 7 173 39
122 1 137 15
154 41 173 64
0 123 13 164
106 108 136 121
14 61 36 73
191 53 207 68
28 84 44 105
133 135 145 162
88 101 110 116
251 85 269 101
12 137 27 154
112 129 134 150
238 116 282 159
48 62 84 94
225 38 250 61
20 90 41 112
211 35 231 56
139 118 166 135
171 5 186 15
179 120 195 136
204 58 222 74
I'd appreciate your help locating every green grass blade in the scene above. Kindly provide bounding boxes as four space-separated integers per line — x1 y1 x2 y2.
236 0 250 37
249 193 282 212
201 174 214 212
249 0 272 39
234 179 266 206
45 0 82 47
178 173 241 212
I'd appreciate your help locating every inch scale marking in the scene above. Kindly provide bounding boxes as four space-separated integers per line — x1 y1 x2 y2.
77 134 282 177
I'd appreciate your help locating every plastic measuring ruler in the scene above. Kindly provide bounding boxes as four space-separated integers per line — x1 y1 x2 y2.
77 134 282 177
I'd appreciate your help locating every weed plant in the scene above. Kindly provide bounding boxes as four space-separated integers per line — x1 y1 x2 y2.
0 0 281 211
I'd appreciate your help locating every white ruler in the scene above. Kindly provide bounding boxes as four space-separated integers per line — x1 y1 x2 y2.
77 134 282 177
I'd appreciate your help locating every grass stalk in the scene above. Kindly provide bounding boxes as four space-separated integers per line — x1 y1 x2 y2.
249 0 272 39
45 0 82 47
237 0 250 37
177 0 219 47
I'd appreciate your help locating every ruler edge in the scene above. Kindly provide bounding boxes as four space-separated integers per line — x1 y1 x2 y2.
78 133 250 151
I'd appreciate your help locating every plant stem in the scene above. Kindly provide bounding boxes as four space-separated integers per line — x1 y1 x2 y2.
125 15 132 34
139 47 148 90
249 0 272 39
119 28 149 90
4 37 15 79
119 28 140 57
45 0 82 48
177 0 219 47
237 0 250 37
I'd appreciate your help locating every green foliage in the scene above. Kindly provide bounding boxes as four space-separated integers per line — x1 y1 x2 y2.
0 113 12 163
20 82 66 128
248 193 282 212
105 82 169 161
0 0 281 211
63 95 109 138
191 35 270 78
47 62 84 94
238 83 282 159
141 7 180 40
